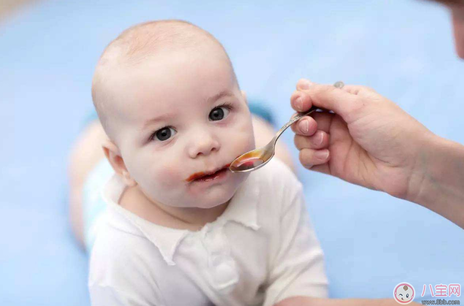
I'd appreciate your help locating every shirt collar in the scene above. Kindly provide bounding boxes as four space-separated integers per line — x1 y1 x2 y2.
101 172 261 266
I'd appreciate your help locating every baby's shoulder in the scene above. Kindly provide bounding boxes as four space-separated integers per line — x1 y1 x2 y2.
88 220 166 303
89 218 160 274
90 222 139 263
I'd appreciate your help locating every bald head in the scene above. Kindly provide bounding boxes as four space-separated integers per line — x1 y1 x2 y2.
91 20 234 144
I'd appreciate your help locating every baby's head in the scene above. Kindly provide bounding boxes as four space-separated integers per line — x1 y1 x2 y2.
92 20 255 209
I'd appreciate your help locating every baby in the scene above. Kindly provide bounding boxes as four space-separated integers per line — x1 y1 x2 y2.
84 20 410 306
86 19 326 305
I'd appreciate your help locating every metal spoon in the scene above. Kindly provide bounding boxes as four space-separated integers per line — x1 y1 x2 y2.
229 81 344 173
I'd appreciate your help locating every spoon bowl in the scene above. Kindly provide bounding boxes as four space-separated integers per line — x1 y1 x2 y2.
228 141 276 173
229 81 344 173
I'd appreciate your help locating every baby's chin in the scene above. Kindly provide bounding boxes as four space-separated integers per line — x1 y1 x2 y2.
188 187 236 209
185 177 248 209
191 199 231 210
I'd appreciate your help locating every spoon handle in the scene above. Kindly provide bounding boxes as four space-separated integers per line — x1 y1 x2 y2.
274 106 322 142
272 81 343 144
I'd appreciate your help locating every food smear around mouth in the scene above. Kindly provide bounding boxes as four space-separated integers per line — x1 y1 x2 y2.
186 164 231 182
232 152 265 171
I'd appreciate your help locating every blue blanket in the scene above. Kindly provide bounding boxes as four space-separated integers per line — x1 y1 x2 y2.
1 0 463 304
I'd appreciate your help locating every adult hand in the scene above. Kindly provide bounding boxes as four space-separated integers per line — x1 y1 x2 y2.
290 79 436 202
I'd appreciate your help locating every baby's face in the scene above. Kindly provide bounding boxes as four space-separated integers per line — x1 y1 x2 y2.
110 48 255 209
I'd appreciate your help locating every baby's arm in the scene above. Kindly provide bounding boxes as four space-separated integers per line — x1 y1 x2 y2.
275 297 421 306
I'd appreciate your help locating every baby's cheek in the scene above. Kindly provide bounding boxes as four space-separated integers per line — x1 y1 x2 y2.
230 117 255 151
155 163 184 186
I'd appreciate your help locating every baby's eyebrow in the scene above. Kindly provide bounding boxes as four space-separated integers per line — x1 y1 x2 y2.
141 112 176 131
141 90 235 131
206 90 235 104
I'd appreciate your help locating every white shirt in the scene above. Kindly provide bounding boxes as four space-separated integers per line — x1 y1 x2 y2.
88 158 328 306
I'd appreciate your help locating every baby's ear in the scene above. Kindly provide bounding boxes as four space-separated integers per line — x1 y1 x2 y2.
102 138 137 187
241 90 248 105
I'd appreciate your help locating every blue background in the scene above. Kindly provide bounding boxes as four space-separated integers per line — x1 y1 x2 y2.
1 0 463 304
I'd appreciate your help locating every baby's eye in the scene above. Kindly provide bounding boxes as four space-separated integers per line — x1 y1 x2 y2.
406 294 409 298
209 105 231 121
152 127 176 142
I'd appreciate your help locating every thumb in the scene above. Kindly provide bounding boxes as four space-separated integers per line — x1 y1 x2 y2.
296 79 362 124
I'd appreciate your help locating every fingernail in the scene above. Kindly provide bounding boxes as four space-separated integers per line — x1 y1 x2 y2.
295 97 303 112
299 79 312 90
301 120 309 134
304 163 313 169
315 150 329 160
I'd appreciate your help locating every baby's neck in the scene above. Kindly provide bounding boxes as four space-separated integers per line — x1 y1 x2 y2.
119 185 230 231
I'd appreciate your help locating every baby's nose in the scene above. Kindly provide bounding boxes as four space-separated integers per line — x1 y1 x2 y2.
187 132 221 158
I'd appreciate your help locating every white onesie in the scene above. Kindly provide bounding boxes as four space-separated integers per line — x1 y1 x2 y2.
88 158 328 306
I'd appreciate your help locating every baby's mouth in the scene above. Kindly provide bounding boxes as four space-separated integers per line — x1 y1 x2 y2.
186 163 231 182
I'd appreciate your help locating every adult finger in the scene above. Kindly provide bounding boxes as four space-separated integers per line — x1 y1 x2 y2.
341 85 376 96
290 115 318 136
291 111 335 136
294 130 329 150
299 148 330 171
294 79 363 124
